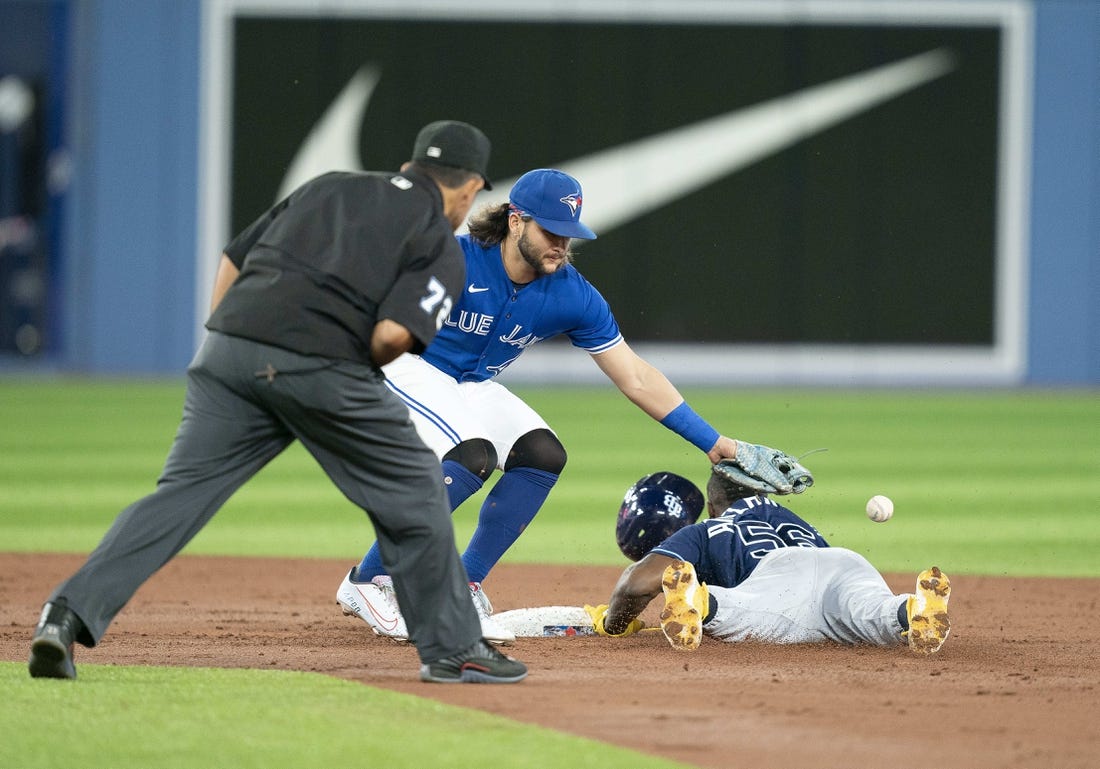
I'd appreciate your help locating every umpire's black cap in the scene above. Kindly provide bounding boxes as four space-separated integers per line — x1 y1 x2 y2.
412 120 493 189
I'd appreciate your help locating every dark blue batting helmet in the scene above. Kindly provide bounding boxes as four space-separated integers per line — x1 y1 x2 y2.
615 472 704 561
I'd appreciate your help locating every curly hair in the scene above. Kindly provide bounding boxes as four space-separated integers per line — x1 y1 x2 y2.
466 202 512 246
706 469 758 511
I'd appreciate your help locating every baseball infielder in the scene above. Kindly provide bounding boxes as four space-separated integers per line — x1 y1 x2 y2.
587 467 951 654
338 168 803 642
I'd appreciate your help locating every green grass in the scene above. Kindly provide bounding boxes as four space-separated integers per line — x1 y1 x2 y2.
2 380 1097 576
2 379 1097 769
0 663 681 769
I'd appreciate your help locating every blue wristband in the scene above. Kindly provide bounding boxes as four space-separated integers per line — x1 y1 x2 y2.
659 402 720 453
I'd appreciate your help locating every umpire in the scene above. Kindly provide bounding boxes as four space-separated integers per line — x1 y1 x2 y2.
29 120 527 684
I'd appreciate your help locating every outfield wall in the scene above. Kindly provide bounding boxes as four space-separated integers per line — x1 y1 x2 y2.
0 0 1096 385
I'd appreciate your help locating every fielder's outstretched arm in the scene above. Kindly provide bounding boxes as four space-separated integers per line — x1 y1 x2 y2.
591 342 739 463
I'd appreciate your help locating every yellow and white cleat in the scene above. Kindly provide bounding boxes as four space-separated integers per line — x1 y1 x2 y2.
906 566 951 655
659 560 709 651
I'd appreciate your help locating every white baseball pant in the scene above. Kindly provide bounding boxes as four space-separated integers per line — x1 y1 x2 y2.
382 353 552 468
703 547 909 646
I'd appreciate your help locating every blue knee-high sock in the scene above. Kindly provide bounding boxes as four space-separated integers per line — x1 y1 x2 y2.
441 459 485 510
462 467 558 583
355 460 484 580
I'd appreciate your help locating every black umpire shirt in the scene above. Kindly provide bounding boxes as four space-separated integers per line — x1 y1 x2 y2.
207 169 465 366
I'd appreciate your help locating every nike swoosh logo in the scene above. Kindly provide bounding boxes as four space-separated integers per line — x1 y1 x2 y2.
354 584 400 631
468 285 490 293
276 66 381 200
279 49 957 232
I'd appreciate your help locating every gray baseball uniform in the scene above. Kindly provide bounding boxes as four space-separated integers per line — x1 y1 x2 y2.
702 548 906 645
653 495 907 646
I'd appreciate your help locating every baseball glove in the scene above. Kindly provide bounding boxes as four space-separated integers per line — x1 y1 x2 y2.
714 442 815 495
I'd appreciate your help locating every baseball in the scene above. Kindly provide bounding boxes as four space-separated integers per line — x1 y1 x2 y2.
866 495 894 522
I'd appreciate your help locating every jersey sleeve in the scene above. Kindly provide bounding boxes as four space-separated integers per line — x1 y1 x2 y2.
377 232 466 354
565 279 623 354
223 197 291 268
651 524 707 565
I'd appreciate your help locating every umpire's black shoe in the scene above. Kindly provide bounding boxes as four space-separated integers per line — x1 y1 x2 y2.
420 638 528 684
29 601 84 679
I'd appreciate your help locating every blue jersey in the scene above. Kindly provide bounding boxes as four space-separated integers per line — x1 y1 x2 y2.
652 495 829 589
420 235 623 382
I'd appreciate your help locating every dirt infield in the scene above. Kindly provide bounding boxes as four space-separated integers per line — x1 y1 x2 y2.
2 553 1097 768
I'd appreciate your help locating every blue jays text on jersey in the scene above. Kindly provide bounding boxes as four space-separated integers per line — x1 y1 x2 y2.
420 234 623 381
652 495 830 589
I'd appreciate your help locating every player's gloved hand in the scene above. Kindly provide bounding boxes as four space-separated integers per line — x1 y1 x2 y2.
715 442 815 495
583 604 645 637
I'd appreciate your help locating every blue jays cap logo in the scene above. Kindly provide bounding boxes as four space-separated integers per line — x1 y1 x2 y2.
559 193 582 216
508 169 597 240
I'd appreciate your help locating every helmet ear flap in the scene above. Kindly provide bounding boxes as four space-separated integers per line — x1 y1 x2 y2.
615 472 704 561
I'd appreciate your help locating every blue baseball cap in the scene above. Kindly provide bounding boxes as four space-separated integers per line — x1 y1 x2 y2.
508 169 597 240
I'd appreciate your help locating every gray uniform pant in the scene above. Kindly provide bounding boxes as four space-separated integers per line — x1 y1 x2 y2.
704 547 908 646
50 331 481 664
